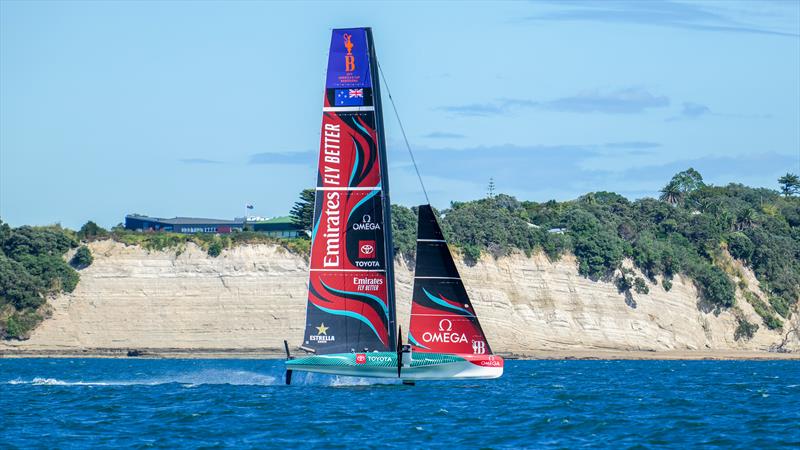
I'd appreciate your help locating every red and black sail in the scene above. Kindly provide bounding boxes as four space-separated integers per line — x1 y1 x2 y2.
407 205 493 355
302 28 397 354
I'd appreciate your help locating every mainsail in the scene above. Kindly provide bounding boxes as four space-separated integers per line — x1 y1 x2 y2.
302 28 397 354
407 205 493 355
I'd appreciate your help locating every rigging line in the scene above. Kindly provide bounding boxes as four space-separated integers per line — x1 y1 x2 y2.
377 61 431 205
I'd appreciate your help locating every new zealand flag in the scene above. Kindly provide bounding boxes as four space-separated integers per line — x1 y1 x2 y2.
334 88 365 106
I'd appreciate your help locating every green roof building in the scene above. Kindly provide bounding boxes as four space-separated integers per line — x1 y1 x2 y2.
250 216 304 238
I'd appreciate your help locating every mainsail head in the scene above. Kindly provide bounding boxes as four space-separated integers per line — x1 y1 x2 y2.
408 205 493 355
302 28 396 355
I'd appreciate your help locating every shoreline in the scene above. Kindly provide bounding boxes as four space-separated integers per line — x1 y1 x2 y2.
2 348 798 360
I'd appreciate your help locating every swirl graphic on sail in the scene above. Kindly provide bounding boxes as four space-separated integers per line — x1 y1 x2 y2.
407 205 493 355
301 28 396 355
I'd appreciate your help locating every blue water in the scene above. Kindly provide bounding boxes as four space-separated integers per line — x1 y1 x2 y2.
1 359 798 448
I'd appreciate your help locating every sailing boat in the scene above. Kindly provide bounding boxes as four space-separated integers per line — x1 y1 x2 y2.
284 28 503 382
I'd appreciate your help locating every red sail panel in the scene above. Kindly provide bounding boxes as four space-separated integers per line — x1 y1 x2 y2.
407 205 493 355
317 111 381 190
302 28 394 354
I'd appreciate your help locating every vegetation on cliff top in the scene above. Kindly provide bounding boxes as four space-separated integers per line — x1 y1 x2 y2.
0 221 83 339
386 170 800 330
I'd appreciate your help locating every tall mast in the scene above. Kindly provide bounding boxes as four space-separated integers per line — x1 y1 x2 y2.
366 28 397 350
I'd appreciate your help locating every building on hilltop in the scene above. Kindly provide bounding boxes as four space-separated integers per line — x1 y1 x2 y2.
124 214 303 237
249 216 303 238
124 214 244 234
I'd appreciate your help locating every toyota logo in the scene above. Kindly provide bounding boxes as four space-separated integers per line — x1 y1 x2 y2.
360 244 374 254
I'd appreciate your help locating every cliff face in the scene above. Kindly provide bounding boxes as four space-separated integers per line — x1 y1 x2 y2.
1 240 797 355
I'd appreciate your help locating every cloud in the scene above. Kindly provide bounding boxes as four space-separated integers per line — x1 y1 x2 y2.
248 151 315 165
604 141 661 149
424 131 466 139
438 103 506 117
666 102 711 121
440 88 670 116
666 101 773 122
527 1 800 37
542 88 670 114
395 143 795 204
179 158 223 164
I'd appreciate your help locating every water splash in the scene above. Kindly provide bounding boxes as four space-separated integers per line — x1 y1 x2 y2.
288 371 400 387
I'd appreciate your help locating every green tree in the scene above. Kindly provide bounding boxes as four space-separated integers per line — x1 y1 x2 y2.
391 205 417 261
78 221 108 241
778 172 800 196
0 254 44 310
290 188 316 235
659 180 682 206
70 246 93 269
727 232 754 261
671 168 705 193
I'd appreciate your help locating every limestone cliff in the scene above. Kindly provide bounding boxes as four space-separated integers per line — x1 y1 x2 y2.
1 240 797 356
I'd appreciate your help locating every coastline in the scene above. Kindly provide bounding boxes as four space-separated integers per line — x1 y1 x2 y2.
2 348 798 361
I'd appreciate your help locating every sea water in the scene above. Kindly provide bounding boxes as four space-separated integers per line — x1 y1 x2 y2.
1 359 798 448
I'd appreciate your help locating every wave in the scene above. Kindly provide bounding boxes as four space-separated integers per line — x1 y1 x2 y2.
3 369 401 388
3 370 278 387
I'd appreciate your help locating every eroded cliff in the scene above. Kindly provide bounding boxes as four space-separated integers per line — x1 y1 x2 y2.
1 240 797 356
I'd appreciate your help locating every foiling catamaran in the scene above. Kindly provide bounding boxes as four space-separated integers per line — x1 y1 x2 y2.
284 27 503 383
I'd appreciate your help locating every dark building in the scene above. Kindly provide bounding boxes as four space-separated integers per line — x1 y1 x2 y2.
125 214 244 234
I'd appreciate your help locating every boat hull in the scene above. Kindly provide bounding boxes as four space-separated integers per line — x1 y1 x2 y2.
285 352 503 380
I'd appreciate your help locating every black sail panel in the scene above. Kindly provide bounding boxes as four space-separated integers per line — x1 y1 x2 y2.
407 205 493 355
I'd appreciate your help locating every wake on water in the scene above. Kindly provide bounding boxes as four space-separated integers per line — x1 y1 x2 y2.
3 368 399 388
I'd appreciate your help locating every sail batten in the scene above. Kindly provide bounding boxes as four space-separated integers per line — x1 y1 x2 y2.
301 28 396 355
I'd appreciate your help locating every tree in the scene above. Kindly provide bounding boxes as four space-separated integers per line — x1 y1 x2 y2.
391 205 417 260
289 188 316 235
727 232 753 261
671 168 705 193
778 173 800 197
659 180 682 206
78 221 108 241
735 208 756 231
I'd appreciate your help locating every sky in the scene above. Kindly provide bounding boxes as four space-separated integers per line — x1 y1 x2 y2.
1 0 799 229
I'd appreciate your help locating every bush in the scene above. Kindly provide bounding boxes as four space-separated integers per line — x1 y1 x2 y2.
734 317 759 341
614 272 633 293
693 265 735 308
543 233 570 261
78 221 108 241
633 277 649 295
743 291 783 330
565 209 624 279
727 232 753 261
443 196 541 259
769 296 791 319
662 277 673 292
70 246 93 269
207 241 223 257
4 311 43 340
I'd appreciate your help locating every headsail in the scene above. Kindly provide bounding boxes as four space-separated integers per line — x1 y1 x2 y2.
302 28 396 354
408 205 493 355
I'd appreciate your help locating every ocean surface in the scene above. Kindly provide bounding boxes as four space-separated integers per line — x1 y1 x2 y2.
1 359 798 449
